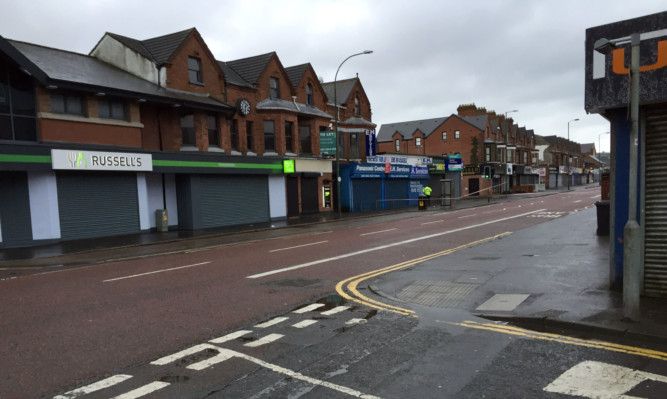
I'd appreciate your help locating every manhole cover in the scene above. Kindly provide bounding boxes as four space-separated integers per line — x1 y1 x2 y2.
396 281 479 308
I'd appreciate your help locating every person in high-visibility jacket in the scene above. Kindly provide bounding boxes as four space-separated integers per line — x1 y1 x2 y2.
422 185 432 207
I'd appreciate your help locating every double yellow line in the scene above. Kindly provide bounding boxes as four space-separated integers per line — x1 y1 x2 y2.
335 232 512 316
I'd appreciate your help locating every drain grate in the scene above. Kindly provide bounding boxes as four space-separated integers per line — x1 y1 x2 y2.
396 280 479 308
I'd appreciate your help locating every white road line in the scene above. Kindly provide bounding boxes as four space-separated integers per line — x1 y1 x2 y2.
360 228 397 236
53 375 133 399
421 220 444 225
103 262 211 282
346 318 368 325
151 343 219 366
187 351 235 371
321 306 350 316
209 330 252 344
245 333 284 347
255 317 289 328
227 348 383 398
269 240 329 253
457 214 477 219
591 195 601 199
111 381 170 399
292 319 318 328
293 303 326 313
574 200 582 203
247 209 546 279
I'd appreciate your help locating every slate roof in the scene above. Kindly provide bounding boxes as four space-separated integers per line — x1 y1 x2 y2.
105 28 194 65
225 53 275 85
8 39 233 111
376 117 447 142
580 143 595 153
322 78 357 105
285 64 309 87
217 61 253 88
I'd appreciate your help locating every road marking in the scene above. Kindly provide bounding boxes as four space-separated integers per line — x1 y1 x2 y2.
209 330 252 344
337 233 512 316
269 240 329 253
248 210 544 279
346 318 367 325
103 262 211 282
150 343 219 366
443 320 667 361
421 220 445 225
590 195 601 199
292 319 318 328
544 361 667 398
321 306 351 316
360 228 397 236
293 303 326 313
255 317 289 328
457 214 477 219
245 333 284 347
574 200 582 203
111 381 170 399
188 351 235 371
54 374 133 399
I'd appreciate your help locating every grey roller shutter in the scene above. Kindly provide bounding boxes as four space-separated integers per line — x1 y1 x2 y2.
57 173 140 241
644 107 667 297
0 172 33 247
199 175 269 228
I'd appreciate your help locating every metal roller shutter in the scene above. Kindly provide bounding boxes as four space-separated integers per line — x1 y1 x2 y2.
385 179 408 209
57 172 140 241
352 179 382 212
644 107 667 298
0 172 33 247
301 177 319 214
199 175 269 228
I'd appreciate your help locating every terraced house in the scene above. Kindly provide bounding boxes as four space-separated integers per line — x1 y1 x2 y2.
0 28 375 248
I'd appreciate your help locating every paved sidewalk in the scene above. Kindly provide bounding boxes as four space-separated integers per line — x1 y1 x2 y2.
369 205 667 342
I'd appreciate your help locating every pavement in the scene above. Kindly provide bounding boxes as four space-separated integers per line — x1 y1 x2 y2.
1 184 665 343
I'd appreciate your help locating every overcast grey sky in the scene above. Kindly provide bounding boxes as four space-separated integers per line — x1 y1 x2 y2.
1 0 664 152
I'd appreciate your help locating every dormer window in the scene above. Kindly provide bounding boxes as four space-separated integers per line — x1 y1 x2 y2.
306 84 313 105
188 57 203 84
270 77 280 99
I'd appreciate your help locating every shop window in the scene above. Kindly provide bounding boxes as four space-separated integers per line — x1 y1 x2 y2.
98 97 126 120
264 120 275 152
188 57 203 84
51 92 84 116
181 114 196 146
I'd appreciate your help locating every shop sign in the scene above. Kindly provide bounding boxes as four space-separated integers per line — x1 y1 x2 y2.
52 149 152 171
320 131 337 155
351 163 414 178
367 155 410 165
537 168 547 177
559 166 567 174
463 165 480 176
365 130 377 156
411 166 429 177
446 154 463 171
283 159 295 174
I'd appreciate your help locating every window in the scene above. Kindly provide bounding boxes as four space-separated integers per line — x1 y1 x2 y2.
270 77 280 99
188 57 203 84
485 147 490 162
306 84 313 105
285 121 294 153
246 121 254 153
98 98 126 120
395 139 400 152
51 92 84 116
354 96 360 115
300 125 312 154
415 137 421 147
350 132 360 159
263 120 275 152
207 114 219 147
523 151 528 165
442 132 447 141
181 114 196 146
455 130 460 141
0 61 36 141
229 119 238 151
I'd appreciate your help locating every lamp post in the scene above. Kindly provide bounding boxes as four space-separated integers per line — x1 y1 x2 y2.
504 110 518 118
595 33 641 319
567 118 579 191
334 50 373 218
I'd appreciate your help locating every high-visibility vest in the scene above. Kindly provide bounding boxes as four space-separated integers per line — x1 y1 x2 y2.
423 186 432 196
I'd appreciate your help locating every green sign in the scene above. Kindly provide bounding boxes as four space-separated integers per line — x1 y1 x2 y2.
320 131 337 155
283 159 295 174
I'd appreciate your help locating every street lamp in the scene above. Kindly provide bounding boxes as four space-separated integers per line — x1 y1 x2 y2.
334 50 373 218
504 110 518 118
567 118 579 191
595 33 641 319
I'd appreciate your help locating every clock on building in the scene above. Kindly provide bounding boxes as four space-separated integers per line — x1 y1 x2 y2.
237 98 251 116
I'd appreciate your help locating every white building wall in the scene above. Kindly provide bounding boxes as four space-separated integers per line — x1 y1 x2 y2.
268 175 287 220
90 35 160 85
27 171 61 240
144 173 178 229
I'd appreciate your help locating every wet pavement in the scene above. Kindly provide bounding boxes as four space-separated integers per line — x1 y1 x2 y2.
2 184 665 343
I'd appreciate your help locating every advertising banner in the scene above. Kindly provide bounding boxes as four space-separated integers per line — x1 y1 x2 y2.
320 131 337 155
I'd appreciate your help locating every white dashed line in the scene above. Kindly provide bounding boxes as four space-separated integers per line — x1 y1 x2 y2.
269 241 329 253
209 330 252 344
245 333 284 347
292 319 319 329
360 228 397 237
293 303 326 313
255 317 289 328
322 306 350 316
111 381 170 399
103 262 211 282
54 375 133 399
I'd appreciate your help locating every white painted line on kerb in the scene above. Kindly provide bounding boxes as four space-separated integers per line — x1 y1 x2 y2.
255 317 289 328
322 306 351 316
360 228 397 237
54 374 133 399
269 240 329 253
247 209 546 279
111 381 170 399
209 330 252 344
293 303 326 313
245 333 284 347
103 262 211 282
293 319 318 329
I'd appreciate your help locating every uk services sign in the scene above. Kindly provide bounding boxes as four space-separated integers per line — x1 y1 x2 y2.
51 149 153 172
585 11 667 113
